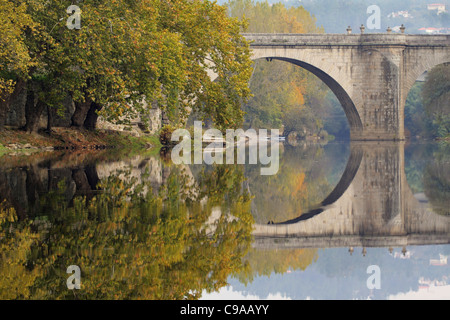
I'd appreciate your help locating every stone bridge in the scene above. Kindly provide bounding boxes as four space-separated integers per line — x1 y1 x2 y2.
230 34 450 141
252 142 450 250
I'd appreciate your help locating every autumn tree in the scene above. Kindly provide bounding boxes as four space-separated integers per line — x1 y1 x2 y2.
0 0 253 133
0 1 35 130
0 201 41 299
159 0 253 130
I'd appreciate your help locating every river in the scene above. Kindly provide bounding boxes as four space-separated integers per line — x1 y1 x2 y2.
0 139 448 300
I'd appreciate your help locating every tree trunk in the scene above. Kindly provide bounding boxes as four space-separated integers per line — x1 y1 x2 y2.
23 86 46 133
85 165 100 191
72 169 93 199
46 104 56 133
0 169 27 221
71 99 92 127
25 164 46 219
0 100 8 130
0 79 26 130
83 102 102 130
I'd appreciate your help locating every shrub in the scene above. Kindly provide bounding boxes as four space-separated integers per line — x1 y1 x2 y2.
159 125 177 146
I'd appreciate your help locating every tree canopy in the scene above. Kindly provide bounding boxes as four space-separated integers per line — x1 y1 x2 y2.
0 0 253 132
404 63 450 140
422 63 450 139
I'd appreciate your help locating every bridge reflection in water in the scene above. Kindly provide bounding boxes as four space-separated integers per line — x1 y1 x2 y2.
252 142 450 249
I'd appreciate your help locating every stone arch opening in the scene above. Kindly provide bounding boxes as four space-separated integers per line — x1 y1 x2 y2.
238 56 364 225
251 57 363 138
206 54 363 138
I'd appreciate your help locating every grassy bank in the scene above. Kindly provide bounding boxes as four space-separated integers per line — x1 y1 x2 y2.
0 127 162 157
0 142 8 157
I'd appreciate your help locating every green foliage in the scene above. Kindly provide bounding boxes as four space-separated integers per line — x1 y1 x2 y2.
159 124 177 146
423 145 450 216
405 64 450 140
422 64 450 139
0 0 253 131
405 82 435 139
283 107 322 137
322 91 350 140
238 247 318 284
0 0 35 98
405 142 450 216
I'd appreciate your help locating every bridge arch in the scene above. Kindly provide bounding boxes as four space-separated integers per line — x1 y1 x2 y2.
403 54 450 109
234 33 450 141
260 57 363 132
248 46 365 134
207 49 364 135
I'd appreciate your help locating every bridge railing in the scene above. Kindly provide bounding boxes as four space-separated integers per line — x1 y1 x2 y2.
241 33 450 47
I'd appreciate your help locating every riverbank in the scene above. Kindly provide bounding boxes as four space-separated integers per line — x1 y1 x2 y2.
0 127 161 157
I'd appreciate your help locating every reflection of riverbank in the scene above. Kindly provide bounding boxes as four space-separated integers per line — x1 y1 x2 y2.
0 151 167 220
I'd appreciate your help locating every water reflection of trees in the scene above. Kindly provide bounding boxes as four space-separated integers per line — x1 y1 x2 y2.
244 142 349 224
0 144 352 299
0 160 254 299
405 143 450 216
235 248 318 285
423 145 450 216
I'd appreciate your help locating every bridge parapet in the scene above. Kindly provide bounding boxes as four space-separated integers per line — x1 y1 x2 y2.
243 33 450 47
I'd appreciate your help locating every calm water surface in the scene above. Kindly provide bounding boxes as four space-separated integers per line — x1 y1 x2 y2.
0 140 448 299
